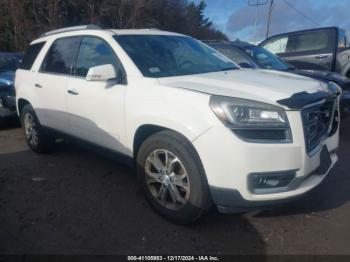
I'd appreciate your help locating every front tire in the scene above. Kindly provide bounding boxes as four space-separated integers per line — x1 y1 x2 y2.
136 130 212 224
21 104 55 153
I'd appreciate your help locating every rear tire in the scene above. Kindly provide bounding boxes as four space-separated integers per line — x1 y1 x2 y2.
136 130 212 224
20 104 55 153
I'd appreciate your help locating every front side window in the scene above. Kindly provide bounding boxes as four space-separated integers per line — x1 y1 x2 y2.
292 31 330 52
244 46 291 71
41 37 81 75
262 36 289 54
74 37 124 78
114 35 238 78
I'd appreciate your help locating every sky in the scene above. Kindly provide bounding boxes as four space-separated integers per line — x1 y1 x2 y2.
194 0 350 42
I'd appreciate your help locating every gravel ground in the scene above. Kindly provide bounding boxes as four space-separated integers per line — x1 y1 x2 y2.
0 116 350 256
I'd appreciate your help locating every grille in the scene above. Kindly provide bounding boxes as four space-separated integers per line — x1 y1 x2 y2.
301 97 337 154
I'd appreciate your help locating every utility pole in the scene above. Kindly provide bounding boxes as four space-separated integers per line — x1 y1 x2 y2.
248 0 268 42
266 0 274 38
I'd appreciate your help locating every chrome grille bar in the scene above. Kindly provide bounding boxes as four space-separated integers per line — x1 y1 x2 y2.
301 97 337 154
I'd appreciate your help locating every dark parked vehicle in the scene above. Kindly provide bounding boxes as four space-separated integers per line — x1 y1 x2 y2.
205 40 350 114
0 52 21 122
259 27 350 78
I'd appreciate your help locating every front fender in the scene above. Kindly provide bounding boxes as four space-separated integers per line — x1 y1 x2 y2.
125 86 219 153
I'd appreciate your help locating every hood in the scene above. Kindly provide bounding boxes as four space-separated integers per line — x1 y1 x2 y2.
0 71 15 86
158 69 328 107
293 69 350 86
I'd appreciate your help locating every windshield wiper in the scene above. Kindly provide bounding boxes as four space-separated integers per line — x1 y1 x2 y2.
218 67 238 72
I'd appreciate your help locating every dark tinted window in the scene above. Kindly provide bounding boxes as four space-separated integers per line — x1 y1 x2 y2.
115 35 238 78
41 37 81 75
19 42 45 70
0 54 22 71
292 31 330 52
74 37 124 77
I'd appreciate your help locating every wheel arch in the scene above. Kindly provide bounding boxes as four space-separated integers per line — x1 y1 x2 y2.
17 98 31 116
133 124 167 159
132 122 210 160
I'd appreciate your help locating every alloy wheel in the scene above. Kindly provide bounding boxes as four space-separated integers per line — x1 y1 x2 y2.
145 149 190 210
24 113 39 147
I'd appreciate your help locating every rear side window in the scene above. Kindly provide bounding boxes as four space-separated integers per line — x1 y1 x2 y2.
41 37 81 75
74 36 124 77
292 31 330 52
19 42 45 70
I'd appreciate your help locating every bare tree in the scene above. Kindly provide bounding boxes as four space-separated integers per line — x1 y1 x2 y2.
0 0 227 52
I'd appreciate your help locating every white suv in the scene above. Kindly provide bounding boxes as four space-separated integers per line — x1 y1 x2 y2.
16 25 340 223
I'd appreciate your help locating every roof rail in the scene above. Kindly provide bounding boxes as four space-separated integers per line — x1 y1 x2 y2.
40 24 101 38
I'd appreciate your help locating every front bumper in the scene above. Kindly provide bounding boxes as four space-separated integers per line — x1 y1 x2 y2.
211 151 337 213
192 110 339 213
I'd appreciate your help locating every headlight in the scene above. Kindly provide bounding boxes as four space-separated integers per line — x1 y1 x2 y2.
210 96 292 143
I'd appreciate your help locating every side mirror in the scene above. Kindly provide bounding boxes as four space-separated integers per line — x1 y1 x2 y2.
239 62 253 69
86 64 117 81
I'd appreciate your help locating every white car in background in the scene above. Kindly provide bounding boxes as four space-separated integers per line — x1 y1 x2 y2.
15 26 340 223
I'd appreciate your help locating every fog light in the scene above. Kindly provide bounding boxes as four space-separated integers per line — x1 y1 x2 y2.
248 171 296 194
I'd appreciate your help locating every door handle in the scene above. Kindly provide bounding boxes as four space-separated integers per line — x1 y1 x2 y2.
315 55 329 59
35 83 43 88
67 89 79 95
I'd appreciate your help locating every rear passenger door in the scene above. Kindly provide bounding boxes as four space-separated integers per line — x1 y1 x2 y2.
37 36 81 131
16 41 46 118
66 36 127 153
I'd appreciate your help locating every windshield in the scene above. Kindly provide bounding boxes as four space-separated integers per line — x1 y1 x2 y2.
114 35 238 78
0 54 22 71
244 46 292 71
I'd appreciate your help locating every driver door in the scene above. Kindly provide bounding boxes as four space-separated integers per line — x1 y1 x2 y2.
66 36 127 154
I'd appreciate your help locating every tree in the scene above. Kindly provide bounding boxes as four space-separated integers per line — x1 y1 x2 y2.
0 0 228 52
